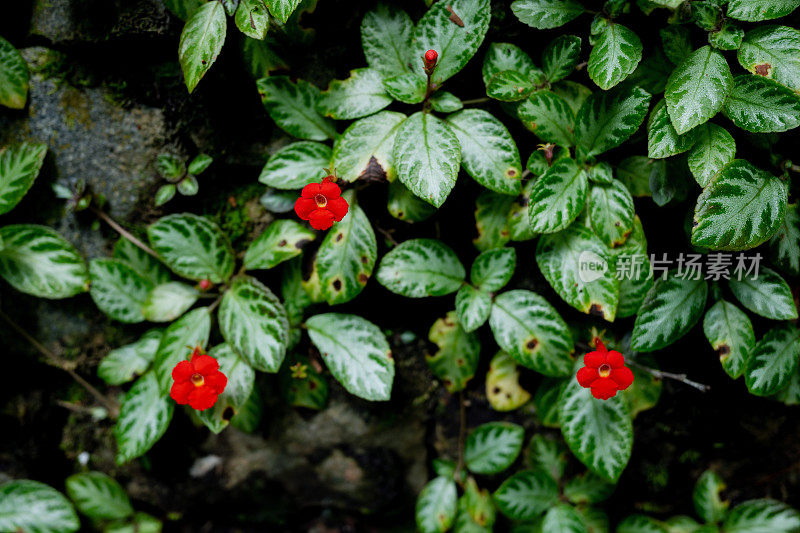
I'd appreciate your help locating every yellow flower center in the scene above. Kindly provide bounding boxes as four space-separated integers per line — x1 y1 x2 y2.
314 194 328 208
598 364 611 378
191 373 205 387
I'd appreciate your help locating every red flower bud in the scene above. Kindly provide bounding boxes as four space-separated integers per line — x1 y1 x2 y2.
576 338 634 400
170 347 227 411
198 279 212 290
423 49 438 71
294 176 349 231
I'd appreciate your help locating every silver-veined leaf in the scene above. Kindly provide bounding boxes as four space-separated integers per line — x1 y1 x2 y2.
89 258 153 323
553 79 592 115
427 311 480 392
722 74 800 132
464 422 525 474
613 217 652 318
541 504 590 533
575 85 651 158
587 19 642 90
563 471 614 504
0 35 29 109
383 72 427 104
112 238 171 286
517 90 576 147
665 46 732 134
388 180 437 223
376 238 465 297
306 313 394 401
529 158 588 233
65 472 133 521
264 0 301 23
360 3 414 77
770 202 800 274
256 76 337 140
197 343 256 433
692 470 729 524
471 247 516 292
493 469 559 521
331 111 406 183
142 282 199 322
510 0 584 29
98 329 162 386
482 42 540 86
487 70 536 101
473 191 513 252
416 477 457 533
244 219 316 270
178 1 226 93
258 141 330 189
687 122 736 187
542 35 581 83
729 267 797 320
703 300 755 379
727 0 800 21
723 499 800 532
0 142 46 215
486 351 531 411
115 372 174 464
0 480 79 533
235 0 269 40
647 98 697 159
738 26 800 92
152 307 211 392
430 91 463 113
588 178 634 247
456 285 492 333
316 68 392 120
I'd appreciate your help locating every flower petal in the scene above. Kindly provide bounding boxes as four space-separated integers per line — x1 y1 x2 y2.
192 354 219 375
611 366 634 390
606 351 626 368
170 381 194 404
205 371 228 394
577 366 598 387
590 378 619 400
320 180 341 199
294 197 316 220
308 209 334 230
301 183 321 198
188 387 219 411
584 351 605 368
171 360 194 382
593 339 607 353
327 197 349 221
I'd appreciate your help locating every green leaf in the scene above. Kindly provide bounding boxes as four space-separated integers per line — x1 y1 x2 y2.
489 290 574 376
727 0 800 21
105 512 163 533
178 1 226 93
616 515 670 533
559 373 633 482
529 158 588 233
536 224 620 321
661 25 693 65
588 19 643 90
624 353 663 418
142 282 199 322
687 123 736 187
115 372 174 464
388 180 437 222
393 111 461 207
507 179 538 241
613 217 652 318
0 36 29 109
511 0 584 29
665 46 732 134
430 91 463 113
219 276 289 372
723 499 800 532
165 0 205 19
66 471 132 521
617 156 656 197
588 178 635 247
332 111 406 183
152 307 211 392
446 109 522 195
113 238 171 286
416 477 458 533
543 35 581 83
465 422 525 474
738 26 800 92
473 190 514 252
471 247 516 292
564 472 614 504
770 202 800 274
517 90 576 147
482 42 540 86
176 175 198 196
412 0 491 86
155 184 176 206
265 0 301 23
647 99 698 159
691 160 787 250
693 470 728 524
534 378 564 427
376 238 465 297
632 274 708 352
241 35 287 78
188 154 212 175
360 3 414 77
703 300 755 379
729 267 797 320
529 434 568 480
0 224 89 299
316 68 392 120
306 313 394 401
148 213 235 283
0 480 79 533
456 285 492 332
156 153 184 179
722 74 800 132
486 351 531 411
197 343 256 433
244 219 316 270
0 142 46 215
89 259 154 323
710 21 745 51
258 141 330 189
487 70 536 101
575 85 651 158
256 76 337 140
383 72 427 104
493 470 559 520
427 311 480 391
553 80 592 115
235 0 269 40
541 504 590 533
457 478 496 531
230 386 263 432
98 329 162 386
280 353 328 410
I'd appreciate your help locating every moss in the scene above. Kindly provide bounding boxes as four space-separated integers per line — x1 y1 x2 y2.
208 182 267 250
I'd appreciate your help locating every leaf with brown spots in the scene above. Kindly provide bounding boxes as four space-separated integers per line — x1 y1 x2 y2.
427 311 480 392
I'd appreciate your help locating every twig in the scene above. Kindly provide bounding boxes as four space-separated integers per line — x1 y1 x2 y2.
461 97 489 106
91 207 159 259
627 359 711 392
454 391 467 483
375 225 399 246
207 294 224 313
0 311 120 417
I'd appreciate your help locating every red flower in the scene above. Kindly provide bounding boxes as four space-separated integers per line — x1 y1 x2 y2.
423 49 438 71
198 279 212 290
170 347 227 411
576 339 634 400
294 177 349 231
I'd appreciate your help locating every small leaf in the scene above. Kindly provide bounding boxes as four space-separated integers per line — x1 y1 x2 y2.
152 307 211 392
256 76 337 140
563 471 614 504
264 0 301 23
665 46 732 134
632 274 708 352
529 434 568 480
647 99 697 159
306 313 394 401
613 217 652 318
176 175 199 196
258 141 330 189
280 353 328 410
235 0 268 40
430 91 463 113
427 311 480 391
0 480 79 533
416 477 457 533
534 378 564 427
511 0 584 29
507 178 538 241
517 90 576 147
471 247 517 292
482 42 541 86
376 238 465 297
691 160 787 251
559 372 633 482
446 109 522 195
0 142 46 215
493 470 559 520
541 504 590 533
89 259 153 323
0 224 89 299
722 74 800 132
729 267 798 320
316 68 392 120
703 300 755 379
142 282 199 322
487 70 536 101
529 158 588 233
588 178 635 247
723 499 800 532
473 190 514 251
148 213 235 283
382 72 427 104
66 472 133 521
693 470 728 524
219 276 289 372
687 123 736 187
393 112 461 207
709 21 745 51
770 202 800 274
0 36 29 109
587 19 643 90
244 219 316 270
542 35 581 83
155 184 176 206
575 84 651 158
486 351 531 411
178 2 227 93
738 25 800 92
360 3 414 77
115 372 174 464
388 180 437 223
617 156 657 197
456 285 492 332
727 0 800 21
197 343 256 433
332 111 406 183
489 290 574 376
465 422 525 474
661 25 692 65
98 329 162 386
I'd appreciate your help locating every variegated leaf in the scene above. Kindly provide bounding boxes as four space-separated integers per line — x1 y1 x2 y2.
723 499 800 532
471 247 516 292
65 472 132 521
142 282 199 322
178 2 226 93
487 70 536 101
647 99 697 159
729 266 798 320
89 258 153 323
244 219 316 270
115 372 174 464
613 216 652 318
456 285 492 332
482 42 540 86
587 19 643 90
542 35 581 83
258 141 330 189
665 46 732 134
332 111 406 182
382 72 427 104
376 238 465 297
0 36 29 109
575 85 651 157
738 25 800 92
113 238 171 285
517 90 576 147
416 477 457 533
152 307 211 392
588 179 634 247
0 142 46 215
745 325 800 396
316 68 392 120
360 3 413 77
98 329 162 386
473 190 513 252
770 202 800 274
264 0 301 23
727 0 800 21
703 300 755 379
511 0 584 29
486 351 531 411
465 422 525 474
0 480 79 533
493 469 559 520
387 180 437 222
256 76 337 140
529 158 588 233
197 343 256 433
427 311 480 391
722 74 800 132
687 123 736 187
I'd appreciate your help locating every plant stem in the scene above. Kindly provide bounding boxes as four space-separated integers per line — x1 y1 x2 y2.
454 390 467 483
460 97 489 106
0 311 120 417
626 359 711 392
91 207 159 259
207 294 224 313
